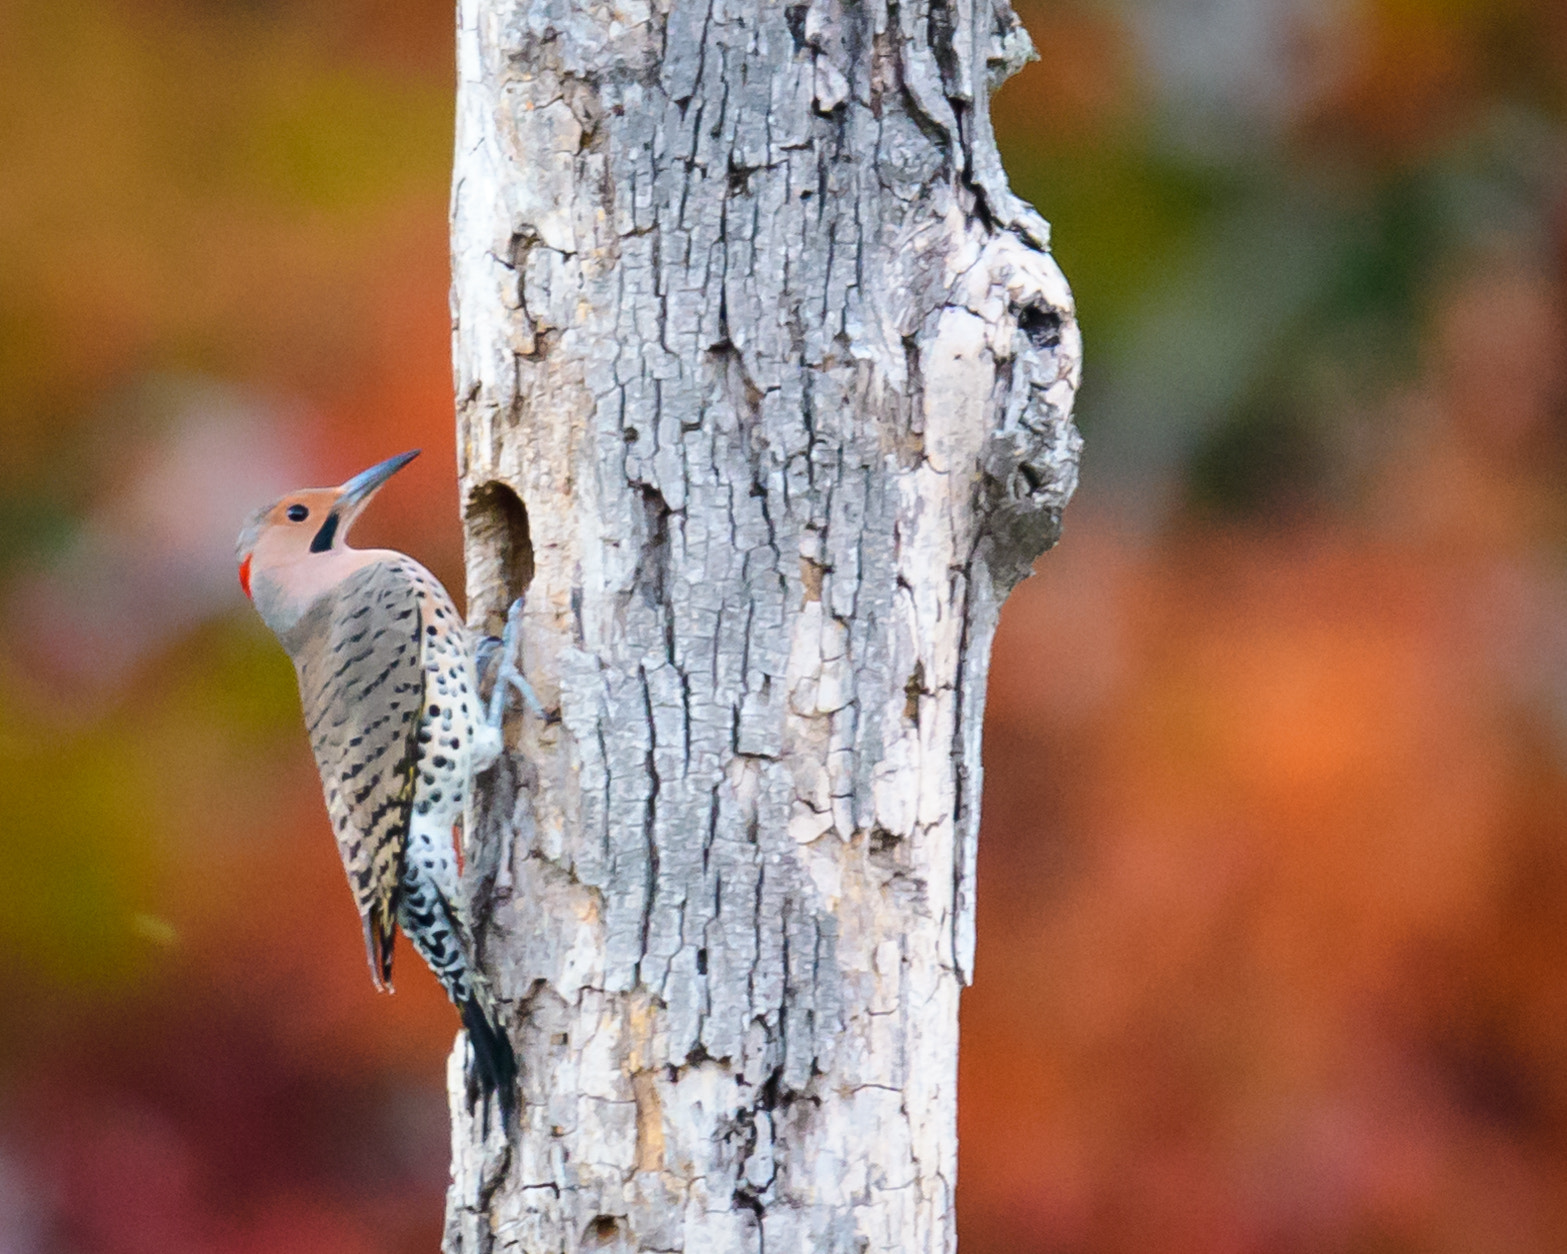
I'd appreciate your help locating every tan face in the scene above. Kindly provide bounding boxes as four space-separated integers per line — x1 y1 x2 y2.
235 450 419 641
236 487 346 600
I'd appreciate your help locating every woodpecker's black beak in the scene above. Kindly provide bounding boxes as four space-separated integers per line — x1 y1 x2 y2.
314 450 420 553
338 449 420 509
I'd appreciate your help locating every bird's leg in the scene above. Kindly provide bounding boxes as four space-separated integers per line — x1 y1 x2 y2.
485 596 546 729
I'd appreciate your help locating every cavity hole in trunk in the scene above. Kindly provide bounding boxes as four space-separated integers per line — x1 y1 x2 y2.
465 480 533 630
585 1215 624 1246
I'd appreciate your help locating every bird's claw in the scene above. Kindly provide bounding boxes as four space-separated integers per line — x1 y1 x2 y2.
486 596 547 728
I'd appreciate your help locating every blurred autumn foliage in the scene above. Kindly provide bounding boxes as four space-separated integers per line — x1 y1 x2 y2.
964 1 1567 1250
2 0 1567 1251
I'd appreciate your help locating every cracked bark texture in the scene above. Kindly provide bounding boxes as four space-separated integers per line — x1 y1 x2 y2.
446 0 1080 1248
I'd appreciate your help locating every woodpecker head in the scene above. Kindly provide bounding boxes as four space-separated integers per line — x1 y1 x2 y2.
236 449 419 638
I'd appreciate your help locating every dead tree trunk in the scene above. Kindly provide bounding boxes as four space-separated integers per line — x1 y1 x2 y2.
446 0 1079 1248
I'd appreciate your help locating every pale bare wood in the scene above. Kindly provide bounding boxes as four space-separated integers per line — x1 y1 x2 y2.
447 0 1080 1248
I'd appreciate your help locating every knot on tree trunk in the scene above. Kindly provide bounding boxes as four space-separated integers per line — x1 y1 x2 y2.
937 231 1083 593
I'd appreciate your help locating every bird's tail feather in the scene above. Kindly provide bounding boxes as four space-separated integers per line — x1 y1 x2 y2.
396 868 517 1135
460 992 518 1137
361 904 397 991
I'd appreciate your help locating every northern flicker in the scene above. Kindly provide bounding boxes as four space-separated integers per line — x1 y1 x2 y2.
235 449 527 1132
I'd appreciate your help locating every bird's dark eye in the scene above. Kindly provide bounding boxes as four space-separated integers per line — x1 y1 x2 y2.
286 504 309 522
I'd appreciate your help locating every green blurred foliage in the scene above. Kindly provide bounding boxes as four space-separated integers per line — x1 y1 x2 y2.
247 70 450 211
0 3 460 1246
0 712 159 988
0 0 452 497
1001 0 1567 517
0 622 302 991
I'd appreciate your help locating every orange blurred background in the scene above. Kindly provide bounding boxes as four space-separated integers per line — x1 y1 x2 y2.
3 1 1567 1251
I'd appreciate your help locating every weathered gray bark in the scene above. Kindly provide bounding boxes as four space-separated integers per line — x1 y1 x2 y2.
446 0 1080 1249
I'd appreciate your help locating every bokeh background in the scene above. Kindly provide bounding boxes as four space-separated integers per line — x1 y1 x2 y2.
3 0 1566 1250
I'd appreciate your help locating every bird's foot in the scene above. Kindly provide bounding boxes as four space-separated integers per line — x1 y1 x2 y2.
485 596 547 730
